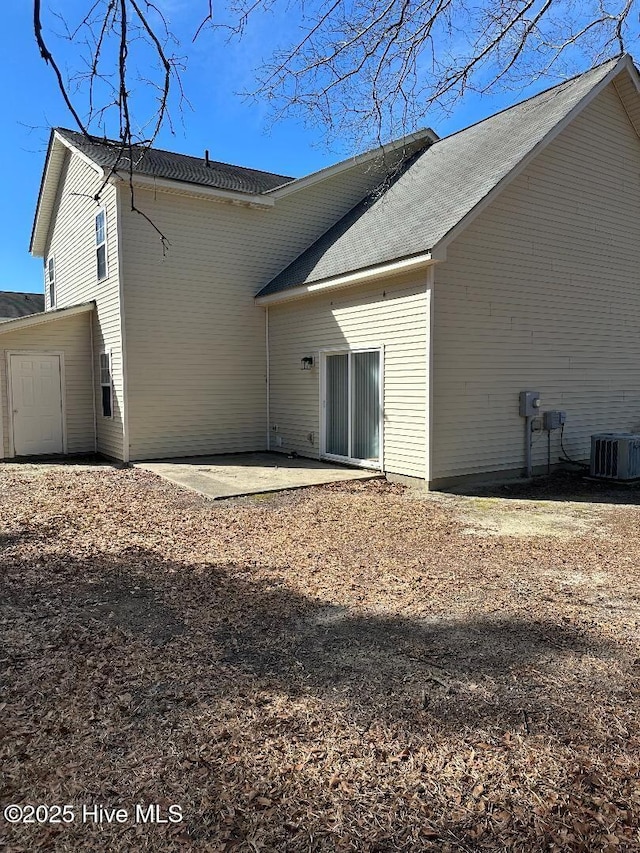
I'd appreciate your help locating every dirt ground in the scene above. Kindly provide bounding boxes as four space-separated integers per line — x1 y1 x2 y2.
1 463 639 852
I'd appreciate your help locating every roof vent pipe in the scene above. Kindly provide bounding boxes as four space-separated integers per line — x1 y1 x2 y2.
205 149 210 167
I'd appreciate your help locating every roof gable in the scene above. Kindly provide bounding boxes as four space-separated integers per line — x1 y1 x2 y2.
258 55 640 300
30 125 435 258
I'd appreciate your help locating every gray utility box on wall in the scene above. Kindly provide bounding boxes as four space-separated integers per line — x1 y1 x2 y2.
519 391 541 417
543 410 566 431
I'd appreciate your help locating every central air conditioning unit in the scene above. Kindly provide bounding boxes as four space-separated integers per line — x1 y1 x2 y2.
590 433 640 480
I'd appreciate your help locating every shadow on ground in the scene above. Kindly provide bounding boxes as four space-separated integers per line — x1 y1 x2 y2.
2 545 637 851
1 546 627 734
447 467 640 506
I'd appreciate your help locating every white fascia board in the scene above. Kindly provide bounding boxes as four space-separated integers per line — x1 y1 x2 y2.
433 54 636 256
53 130 105 176
111 172 275 208
255 252 437 305
31 132 105 257
267 128 439 199
0 302 94 336
30 136 67 257
618 52 640 91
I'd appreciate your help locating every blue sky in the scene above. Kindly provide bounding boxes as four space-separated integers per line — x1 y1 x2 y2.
0 2 612 294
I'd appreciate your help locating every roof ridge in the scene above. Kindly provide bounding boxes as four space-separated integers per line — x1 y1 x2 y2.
55 127 294 181
55 59 624 188
265 127 438 195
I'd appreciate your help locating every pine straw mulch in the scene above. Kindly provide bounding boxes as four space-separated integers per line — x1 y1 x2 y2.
1 464 639 852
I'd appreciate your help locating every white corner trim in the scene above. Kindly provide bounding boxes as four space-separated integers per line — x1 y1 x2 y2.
115 186 130 463
434 55 637 255
425 265 434 484
0 354 4 459
89 312 97 453
110 172 275 208
5 353 14 458
265 306 270 451
256 253 438 306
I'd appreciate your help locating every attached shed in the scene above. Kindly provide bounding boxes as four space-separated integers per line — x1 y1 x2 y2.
0 303 95 458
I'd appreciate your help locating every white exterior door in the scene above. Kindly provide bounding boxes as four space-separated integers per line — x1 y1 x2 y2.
10 354 64 456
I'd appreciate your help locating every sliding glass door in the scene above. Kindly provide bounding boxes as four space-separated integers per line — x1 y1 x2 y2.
323 349 381 466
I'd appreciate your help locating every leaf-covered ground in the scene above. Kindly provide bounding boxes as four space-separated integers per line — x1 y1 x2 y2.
1 463 639 852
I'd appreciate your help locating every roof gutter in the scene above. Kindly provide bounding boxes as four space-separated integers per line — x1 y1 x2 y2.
255 252 440 306
0 302 95 335
109 172 275 208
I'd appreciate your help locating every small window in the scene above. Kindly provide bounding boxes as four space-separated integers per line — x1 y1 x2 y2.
95 209 107 281
100 351 113 418
46 256 55 307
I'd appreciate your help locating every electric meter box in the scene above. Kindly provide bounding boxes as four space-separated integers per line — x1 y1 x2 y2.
543 410 566 431
519 390 541 417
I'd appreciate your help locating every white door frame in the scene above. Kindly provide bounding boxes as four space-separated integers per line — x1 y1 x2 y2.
0 359 4 460
6 351 67 458
319 345 384 470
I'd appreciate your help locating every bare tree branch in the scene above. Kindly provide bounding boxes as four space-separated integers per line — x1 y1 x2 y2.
33 0 90 134
33 0 640 166
193 0 214 42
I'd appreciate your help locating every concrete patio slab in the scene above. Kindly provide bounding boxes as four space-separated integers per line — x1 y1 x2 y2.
135 452 381 499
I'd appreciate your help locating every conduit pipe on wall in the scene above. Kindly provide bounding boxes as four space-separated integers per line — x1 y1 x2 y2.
525 416 534 478
519 391 541 478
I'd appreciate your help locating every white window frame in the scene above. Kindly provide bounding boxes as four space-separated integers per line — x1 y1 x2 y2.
95 208 108 281
46 255 56 308
319 345 384 470
99 350 113 419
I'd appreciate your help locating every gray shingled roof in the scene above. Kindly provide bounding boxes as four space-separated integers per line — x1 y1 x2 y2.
57 129 294 195
258 58 620 297
0 291 45 320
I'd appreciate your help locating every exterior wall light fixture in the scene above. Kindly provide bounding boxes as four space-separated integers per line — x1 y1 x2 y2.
301 356 314 370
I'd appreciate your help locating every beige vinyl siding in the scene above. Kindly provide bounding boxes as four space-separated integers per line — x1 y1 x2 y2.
268 272 428 478
431 81 640 482
43 151 123 459
0 312 94 457
119 160 401 461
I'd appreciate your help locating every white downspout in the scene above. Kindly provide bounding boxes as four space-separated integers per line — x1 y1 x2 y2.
265 306 270 451
115 185 130 463
425 266 434 485
89 312 97 453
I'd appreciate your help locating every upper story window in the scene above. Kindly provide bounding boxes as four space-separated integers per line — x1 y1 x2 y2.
46 256 56 308
95 209 107 281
